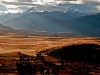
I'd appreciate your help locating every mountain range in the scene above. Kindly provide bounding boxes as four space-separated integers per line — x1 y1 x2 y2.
0 13 21 23
0 8 100 37
3 8 87 31
67 13 100 36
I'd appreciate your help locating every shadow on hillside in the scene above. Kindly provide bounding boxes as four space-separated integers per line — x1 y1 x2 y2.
48 43 100 63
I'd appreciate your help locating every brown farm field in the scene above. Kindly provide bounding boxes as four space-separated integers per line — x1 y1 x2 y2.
0 36 99 55
0 35 100 75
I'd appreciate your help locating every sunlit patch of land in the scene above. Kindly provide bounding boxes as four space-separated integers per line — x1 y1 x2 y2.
0 35 100 75
0 35 99 55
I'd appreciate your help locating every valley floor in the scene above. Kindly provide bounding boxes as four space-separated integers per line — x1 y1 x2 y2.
0 36 99 55
0 35 99 75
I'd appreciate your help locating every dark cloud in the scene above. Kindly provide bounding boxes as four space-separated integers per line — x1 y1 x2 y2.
35 5 68 11
82 0 100 5
17 0 33 2
56 0 79 1
1 0 100 13
57 3 99 13
1 1 42 6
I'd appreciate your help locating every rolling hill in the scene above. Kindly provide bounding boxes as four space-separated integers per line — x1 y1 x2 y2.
0 23 14 35
48 43 100 62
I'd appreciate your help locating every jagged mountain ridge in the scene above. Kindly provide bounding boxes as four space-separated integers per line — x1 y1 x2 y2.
3 8 100 36
3 9 87 31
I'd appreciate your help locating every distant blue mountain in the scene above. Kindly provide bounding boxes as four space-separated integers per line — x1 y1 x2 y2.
3 8 100 36
0 13 21 23
3 8 87 31
67 13 100 36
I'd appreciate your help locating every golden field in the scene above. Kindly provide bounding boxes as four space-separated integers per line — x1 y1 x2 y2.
0 35 100 75
0 35 99 55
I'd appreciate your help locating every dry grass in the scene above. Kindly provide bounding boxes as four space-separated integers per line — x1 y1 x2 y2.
0 36 99 55
0 35 99 75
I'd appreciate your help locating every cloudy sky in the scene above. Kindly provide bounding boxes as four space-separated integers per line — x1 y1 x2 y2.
0 0 100 13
